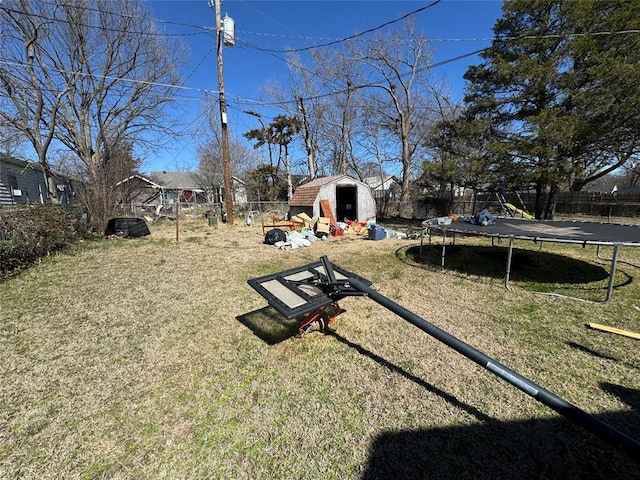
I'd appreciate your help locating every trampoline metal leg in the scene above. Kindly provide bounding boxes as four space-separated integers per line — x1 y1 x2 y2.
505 237 514 290
441 230 447 271
604 244 621 304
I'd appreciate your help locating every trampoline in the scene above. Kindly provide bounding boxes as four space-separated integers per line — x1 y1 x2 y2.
422 218 640 303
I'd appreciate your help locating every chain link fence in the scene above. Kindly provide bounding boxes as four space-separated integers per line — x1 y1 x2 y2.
112 201 291 225
112 192 639 225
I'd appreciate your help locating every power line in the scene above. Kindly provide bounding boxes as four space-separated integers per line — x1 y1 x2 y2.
8 3 640 48
0 59 218 97
1 2 213 38
248 0 443 54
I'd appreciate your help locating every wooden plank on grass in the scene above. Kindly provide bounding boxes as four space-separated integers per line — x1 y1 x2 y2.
588 323 640 340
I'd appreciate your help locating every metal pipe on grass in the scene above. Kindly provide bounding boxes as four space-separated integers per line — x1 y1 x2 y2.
347 276 640 458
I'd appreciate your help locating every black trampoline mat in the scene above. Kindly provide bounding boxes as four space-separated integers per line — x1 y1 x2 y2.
428 219 640 245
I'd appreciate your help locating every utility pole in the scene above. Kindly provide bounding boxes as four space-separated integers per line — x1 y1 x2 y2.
210 0 234 224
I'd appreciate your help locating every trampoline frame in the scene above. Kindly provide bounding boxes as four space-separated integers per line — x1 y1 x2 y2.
421 219 640 304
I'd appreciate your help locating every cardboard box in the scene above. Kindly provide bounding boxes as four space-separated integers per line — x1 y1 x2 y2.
316 222 330 233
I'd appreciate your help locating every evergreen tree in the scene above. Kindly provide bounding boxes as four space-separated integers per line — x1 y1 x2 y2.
463 0 640 218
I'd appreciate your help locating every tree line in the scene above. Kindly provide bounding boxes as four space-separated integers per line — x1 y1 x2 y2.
200 0 638 219
2 1 638 227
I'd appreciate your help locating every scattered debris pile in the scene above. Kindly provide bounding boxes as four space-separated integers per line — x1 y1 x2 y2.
263 215 415 248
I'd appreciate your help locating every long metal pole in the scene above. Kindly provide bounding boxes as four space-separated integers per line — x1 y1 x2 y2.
347 276 640 457
213 0 233 224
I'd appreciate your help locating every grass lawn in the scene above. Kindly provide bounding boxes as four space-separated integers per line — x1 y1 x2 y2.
1 218 639 479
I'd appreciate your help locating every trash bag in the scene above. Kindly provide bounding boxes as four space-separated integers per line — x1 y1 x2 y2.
104 217 150 237
264 228 286 245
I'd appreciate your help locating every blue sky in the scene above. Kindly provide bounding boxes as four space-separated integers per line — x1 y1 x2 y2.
146 0 504 174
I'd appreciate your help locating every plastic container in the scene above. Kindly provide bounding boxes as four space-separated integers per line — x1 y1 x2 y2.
368 228 385 241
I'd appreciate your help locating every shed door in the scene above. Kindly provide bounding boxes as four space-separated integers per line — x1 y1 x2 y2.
336 185 357 222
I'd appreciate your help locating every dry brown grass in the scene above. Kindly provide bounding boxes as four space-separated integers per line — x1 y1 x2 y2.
1 218 639 479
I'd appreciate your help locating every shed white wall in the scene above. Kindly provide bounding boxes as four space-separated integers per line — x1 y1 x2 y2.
314 177 376 221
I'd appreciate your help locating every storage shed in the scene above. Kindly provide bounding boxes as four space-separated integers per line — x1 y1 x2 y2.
289 175 376 222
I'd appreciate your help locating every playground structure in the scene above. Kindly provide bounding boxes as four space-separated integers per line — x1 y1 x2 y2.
248 256 640 459
485 190 534 219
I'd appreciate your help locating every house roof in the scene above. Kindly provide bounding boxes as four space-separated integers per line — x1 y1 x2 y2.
289 175 346 206
0 154 67 179
116 174 162 188
116 171 246 191
149 171 202 190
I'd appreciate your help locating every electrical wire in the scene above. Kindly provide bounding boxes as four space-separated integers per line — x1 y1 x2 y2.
242 0 442 54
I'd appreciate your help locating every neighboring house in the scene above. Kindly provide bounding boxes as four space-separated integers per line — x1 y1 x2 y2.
289 174 376 222
363 175 401 200
115 170 247 208
0 154 73 207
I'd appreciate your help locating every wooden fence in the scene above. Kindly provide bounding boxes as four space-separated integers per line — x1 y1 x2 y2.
377 191 640 221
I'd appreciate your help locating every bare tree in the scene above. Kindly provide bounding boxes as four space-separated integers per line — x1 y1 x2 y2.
620 158 639 189
0 122 29 158
346 20 441 205
261 52 326 180
1 0 185 227
198 98 258 206
264 20 446 208
1 0 74 201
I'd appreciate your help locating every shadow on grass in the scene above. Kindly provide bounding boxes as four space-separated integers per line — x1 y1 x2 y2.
403 244 611 284
236 306 300 345
566 341 620 362
327 331 640 478
361 410 640 480
326 330 492 423
237 309 640 477
349 325 640 479
602 383 640 411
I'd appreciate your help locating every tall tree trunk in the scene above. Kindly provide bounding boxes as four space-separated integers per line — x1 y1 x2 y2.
544 185 559 219
534 182 545 220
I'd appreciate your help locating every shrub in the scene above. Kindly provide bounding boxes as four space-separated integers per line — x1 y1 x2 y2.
0 205 84 278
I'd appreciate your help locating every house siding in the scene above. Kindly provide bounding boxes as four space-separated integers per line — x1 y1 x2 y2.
0 159 49 206
0 156 74 207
